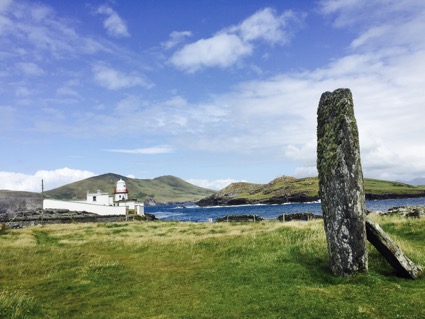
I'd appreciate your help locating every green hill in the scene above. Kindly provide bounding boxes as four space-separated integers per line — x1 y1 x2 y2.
197 176 425 206
45 173 215 204
3 174 425 212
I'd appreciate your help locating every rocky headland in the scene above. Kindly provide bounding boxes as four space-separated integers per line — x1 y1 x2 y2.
197 176 425 207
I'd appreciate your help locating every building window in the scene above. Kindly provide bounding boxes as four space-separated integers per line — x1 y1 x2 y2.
93 196 96 202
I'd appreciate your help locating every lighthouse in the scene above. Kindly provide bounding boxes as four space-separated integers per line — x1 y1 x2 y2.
114 178 129 202
44 177 144 216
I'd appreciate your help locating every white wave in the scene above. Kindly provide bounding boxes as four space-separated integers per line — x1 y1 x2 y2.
282 200 321 205
154 212 185 219
171 205 199 209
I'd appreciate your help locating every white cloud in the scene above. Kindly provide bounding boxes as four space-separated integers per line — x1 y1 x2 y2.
318 0 361 18
16 62 44 76
171 33 252 72
0 168 95 192
0 1 109 59
96 5 129 38
170 7 302 72
229 8 298 44
15 86 37 97
318 0 425 36
162 31 192 49
0 0 12 12
92 64 152 90
106 145 174 155
56 86 81 98
187 178 248 190
30 3 53 22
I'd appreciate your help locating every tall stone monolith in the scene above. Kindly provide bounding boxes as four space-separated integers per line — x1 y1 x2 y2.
317 88 368 277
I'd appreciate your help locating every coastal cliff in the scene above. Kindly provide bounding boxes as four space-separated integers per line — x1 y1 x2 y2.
197 176 425 206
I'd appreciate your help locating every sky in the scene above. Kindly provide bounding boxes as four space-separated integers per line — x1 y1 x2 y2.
1 0 425 192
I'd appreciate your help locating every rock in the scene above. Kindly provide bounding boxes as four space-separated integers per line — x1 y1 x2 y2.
386 206 425 218
0 209 157 227
366 219 422 279
144 198 160 206
370 206 425 218
133 213 157 221
277 213 322 222
317 88 368 277
0 191 42 214
227 198 253 206
216 214 263 222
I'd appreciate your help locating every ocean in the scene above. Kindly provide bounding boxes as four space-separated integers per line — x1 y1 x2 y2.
144 197 425 222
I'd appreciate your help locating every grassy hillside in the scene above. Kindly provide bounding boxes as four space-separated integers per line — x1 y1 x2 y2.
198 176 425 206
364 178 423 196
45 173 215 203
1 215 424 318
3 175 425 211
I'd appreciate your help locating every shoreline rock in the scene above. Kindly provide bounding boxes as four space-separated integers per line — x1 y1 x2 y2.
277 213 322 222
0 209 156 228
216 214 263 222
197 194 319 207
371 206 425 218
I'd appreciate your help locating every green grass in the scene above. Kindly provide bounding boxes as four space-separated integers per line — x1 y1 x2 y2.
0 216 424 318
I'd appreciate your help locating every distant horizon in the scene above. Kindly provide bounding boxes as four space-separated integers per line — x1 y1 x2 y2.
1 170 424 193
1 1 425 192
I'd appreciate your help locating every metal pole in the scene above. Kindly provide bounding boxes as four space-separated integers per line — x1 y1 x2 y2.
41 179 44 225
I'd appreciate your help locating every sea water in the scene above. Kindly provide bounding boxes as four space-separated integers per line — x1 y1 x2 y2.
145 197 425 222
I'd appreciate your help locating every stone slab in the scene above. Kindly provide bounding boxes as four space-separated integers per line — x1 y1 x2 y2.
366 218 422 279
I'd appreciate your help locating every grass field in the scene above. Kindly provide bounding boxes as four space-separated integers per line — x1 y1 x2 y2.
1 215 424 319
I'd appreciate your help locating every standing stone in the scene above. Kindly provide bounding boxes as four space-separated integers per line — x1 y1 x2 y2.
317 88 368 277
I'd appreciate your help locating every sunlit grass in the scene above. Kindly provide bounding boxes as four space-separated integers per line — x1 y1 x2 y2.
1 217 424 318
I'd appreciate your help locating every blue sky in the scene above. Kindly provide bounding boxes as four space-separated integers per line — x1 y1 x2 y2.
1 0 425 191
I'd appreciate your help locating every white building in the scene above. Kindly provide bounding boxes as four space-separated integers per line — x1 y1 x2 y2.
43 179 144 216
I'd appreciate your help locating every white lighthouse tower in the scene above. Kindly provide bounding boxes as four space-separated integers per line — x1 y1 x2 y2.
114 178 129 202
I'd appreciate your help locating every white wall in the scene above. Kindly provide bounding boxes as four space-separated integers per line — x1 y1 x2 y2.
86 192 111 205
136 205 144 215
43 199 127 216
115 201 144 214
